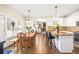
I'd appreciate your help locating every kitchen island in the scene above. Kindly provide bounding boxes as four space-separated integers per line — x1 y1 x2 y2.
50 31 74 53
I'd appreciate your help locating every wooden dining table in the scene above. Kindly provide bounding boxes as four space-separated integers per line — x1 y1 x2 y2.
25 33 35 38
25 33 36 47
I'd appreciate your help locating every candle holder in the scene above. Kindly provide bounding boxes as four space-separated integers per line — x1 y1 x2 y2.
26 27 32 34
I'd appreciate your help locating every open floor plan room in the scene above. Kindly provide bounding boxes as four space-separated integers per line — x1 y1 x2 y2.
0 4 79 54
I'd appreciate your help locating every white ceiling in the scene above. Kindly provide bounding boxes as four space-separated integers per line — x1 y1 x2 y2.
6 4 79 18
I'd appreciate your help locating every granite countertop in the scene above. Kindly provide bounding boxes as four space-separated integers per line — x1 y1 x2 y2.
50 31 73 36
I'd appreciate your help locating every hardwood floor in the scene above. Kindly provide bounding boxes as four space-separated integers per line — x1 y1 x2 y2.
7 33 79 54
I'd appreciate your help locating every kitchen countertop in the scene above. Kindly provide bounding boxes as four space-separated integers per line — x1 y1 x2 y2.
50 31 73 36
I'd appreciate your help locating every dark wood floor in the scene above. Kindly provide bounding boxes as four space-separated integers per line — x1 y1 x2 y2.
7 34 79 54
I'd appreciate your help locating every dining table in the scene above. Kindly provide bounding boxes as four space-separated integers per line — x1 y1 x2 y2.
25 33 36 46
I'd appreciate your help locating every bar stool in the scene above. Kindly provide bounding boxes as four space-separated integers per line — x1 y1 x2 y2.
46 32 55 48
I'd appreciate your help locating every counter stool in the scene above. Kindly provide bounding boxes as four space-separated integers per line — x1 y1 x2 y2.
46 32 55 48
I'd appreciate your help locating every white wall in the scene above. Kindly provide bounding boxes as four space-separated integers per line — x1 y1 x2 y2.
46 17 65 29
60 17 67 26
0 5 25 42
46 10 79 27
46 18 53 26
66 10 79 26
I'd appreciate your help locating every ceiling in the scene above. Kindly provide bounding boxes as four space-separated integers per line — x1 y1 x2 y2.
6 4 79 18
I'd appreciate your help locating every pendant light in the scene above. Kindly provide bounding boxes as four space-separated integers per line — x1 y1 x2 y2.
27 10 30 21
55 6 58 18
55 5 60 38
54 5 58 27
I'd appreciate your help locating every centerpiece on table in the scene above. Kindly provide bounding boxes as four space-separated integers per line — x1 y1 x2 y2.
56 23 60 38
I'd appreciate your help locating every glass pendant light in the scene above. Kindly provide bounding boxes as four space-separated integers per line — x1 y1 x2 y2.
55 5 60 38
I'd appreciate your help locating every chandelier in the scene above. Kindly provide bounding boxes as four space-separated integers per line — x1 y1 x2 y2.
25 10 32 33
